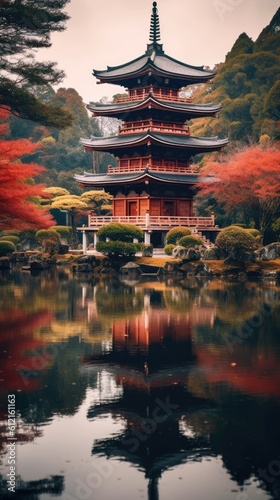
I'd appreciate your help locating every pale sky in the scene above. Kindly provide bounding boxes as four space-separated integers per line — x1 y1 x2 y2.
39 0 279 104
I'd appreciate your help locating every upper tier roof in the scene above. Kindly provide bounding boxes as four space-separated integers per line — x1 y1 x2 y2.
94 53 216 88
87 96 222 120
93 3 216 88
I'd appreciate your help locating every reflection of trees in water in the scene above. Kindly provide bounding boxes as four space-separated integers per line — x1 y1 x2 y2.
95 282 144 319
200 281 279 325
163 288 195 312
1 269 280 498
182 391 280 497
0 309 54 393
17 339 96 424
85 280 280 499
0 417 42 456
0 474 64 499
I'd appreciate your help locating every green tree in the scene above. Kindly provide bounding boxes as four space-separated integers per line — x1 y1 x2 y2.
166 226 192 245
81 190 112 215
36 228 60 255
215 226 260 259
41 187 89 246
0 0 72 128
177 235 203 248
97 223 143 243
47 195 88 247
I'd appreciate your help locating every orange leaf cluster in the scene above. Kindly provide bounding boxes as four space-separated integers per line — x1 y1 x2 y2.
0 111 54 230
198 145 280 207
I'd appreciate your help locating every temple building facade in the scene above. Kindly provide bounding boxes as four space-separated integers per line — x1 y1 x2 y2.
75 2 228 247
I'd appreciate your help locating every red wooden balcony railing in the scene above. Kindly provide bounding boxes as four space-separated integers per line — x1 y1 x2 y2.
107 162 198 174
119 119 190 135
115 87 193 104
87 215 215 229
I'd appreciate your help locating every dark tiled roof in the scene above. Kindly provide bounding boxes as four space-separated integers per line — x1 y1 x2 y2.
87 96 222 118
94 52 216 85
74 169 200 186
80 131 228 152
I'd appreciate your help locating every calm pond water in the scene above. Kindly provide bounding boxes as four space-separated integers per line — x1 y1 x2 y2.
0 265 280 500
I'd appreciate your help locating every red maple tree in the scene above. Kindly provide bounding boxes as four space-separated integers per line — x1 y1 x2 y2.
0 109 54 230
197 144 280 235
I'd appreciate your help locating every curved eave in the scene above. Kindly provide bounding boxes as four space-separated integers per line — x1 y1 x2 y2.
74 169 201 187
94 53 216 86
87 96 222 119
80 132 229 153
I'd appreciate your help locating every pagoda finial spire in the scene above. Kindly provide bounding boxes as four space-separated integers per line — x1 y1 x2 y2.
149 2 161 44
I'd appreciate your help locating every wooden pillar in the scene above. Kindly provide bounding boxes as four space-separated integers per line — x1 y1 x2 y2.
93 231 99 248
82 226 87 254
145 210 150 228
144 231 151 244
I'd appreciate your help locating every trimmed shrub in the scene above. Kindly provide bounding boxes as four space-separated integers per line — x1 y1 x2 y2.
272 218 280 240
164 244 176 256
96 241 142 257
97 223 143 242
50 225 73 242
216 226 260 257
18 229 37 250
0 240 16 256
36 229 60 243
1 230 20 237
166 226 191 245
36 229 60 255
177 235 203 248
246 228 262 243
0 235 20 245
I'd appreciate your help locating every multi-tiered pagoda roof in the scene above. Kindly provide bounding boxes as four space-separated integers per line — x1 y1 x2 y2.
76 2 227 184
76 2 228 246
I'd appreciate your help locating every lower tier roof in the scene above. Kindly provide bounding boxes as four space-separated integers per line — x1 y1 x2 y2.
87 96 222 120
75 168 202 188
81 131 228 156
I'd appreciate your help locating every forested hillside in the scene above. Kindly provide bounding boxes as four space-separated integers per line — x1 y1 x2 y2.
189 7 280 146
5 86 116 194
3 7 279 226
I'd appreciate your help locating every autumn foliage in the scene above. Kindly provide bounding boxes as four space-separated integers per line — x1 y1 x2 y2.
0 110 54 230
197 145 280 235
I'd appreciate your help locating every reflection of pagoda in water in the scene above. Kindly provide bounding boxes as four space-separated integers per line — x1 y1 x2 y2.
84 288 216 500
83 283 280 500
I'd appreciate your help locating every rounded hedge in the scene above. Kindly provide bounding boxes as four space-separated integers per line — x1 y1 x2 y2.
1 230 20 237
177 235 203 248
96 241 142 257
0 235 20 245
164 244 175 255
216 226 260 256
166 226 192 245
36 229 60 243
97 223 143 242
0 240 16 256
246 228 262 242
50 226 73 241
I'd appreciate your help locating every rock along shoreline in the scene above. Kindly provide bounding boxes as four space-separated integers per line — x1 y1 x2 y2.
1 249 280 283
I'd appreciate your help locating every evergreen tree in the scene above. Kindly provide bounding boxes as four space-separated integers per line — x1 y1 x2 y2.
0 0 72 128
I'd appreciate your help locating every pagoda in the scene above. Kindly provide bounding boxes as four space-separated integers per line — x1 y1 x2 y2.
76 2 228 248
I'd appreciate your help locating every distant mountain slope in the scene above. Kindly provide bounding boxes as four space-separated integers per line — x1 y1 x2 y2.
189 7 280 146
